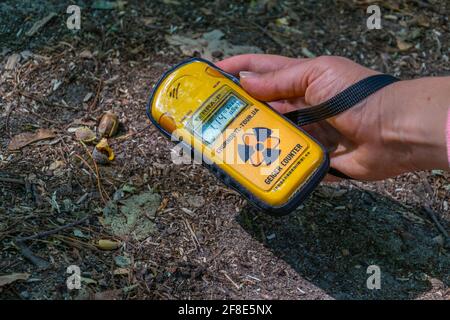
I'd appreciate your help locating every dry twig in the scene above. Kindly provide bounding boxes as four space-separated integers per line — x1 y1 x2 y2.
15 215 90 242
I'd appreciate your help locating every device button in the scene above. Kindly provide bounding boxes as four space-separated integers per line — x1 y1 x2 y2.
205 66 223 78
159 114 177 133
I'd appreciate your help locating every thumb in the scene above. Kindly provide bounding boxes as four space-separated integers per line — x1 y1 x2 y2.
239 62 313 101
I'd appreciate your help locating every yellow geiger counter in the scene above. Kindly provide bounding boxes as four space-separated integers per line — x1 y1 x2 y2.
147 58 329 215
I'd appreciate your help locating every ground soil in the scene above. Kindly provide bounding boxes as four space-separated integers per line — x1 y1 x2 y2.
0 0 449 300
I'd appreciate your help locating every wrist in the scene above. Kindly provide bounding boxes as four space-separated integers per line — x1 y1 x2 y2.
383 78 449 171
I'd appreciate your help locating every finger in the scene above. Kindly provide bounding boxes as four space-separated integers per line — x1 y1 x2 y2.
216 54 305 76
239 60 316 101
329 151 371 181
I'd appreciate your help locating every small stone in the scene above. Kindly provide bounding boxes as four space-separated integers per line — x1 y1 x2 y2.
266 233 276 240
114 255 131 268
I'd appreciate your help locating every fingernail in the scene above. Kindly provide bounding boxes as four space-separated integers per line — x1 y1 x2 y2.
239 71 257 79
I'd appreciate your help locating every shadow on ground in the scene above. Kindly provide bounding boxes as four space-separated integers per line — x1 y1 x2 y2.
237 185 449 299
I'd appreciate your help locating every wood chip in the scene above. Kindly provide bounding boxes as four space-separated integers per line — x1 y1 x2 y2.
79 50 94 59
26 12 57 37
0 273 30 287
396 38 414 51
5 53 21 70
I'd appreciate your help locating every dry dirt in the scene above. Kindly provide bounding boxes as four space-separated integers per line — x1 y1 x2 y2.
0 0 449 300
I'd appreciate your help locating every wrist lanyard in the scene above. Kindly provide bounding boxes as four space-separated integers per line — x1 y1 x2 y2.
284 74 400 179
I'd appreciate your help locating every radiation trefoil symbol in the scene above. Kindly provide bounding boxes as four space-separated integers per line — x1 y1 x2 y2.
238 127 281 167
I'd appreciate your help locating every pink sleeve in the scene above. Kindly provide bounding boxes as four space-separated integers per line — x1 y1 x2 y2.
447 108 450 167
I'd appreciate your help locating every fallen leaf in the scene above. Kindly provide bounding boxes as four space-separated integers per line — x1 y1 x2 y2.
166 29 262 61
103 190 161 241
0 273 30 287
97 239 121 250
8 128 55 151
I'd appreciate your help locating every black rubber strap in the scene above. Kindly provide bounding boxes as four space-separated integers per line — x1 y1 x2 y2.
284 74 400 179
284 74 400 126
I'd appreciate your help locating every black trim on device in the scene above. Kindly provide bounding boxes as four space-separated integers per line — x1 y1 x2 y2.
146 57 329 216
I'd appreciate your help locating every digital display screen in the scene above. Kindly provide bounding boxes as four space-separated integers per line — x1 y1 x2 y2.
195 95 246 144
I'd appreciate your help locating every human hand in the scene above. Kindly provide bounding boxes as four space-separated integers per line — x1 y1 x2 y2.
217 54 449 181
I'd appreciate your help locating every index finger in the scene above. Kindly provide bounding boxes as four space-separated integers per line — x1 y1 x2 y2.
216 54 305 76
